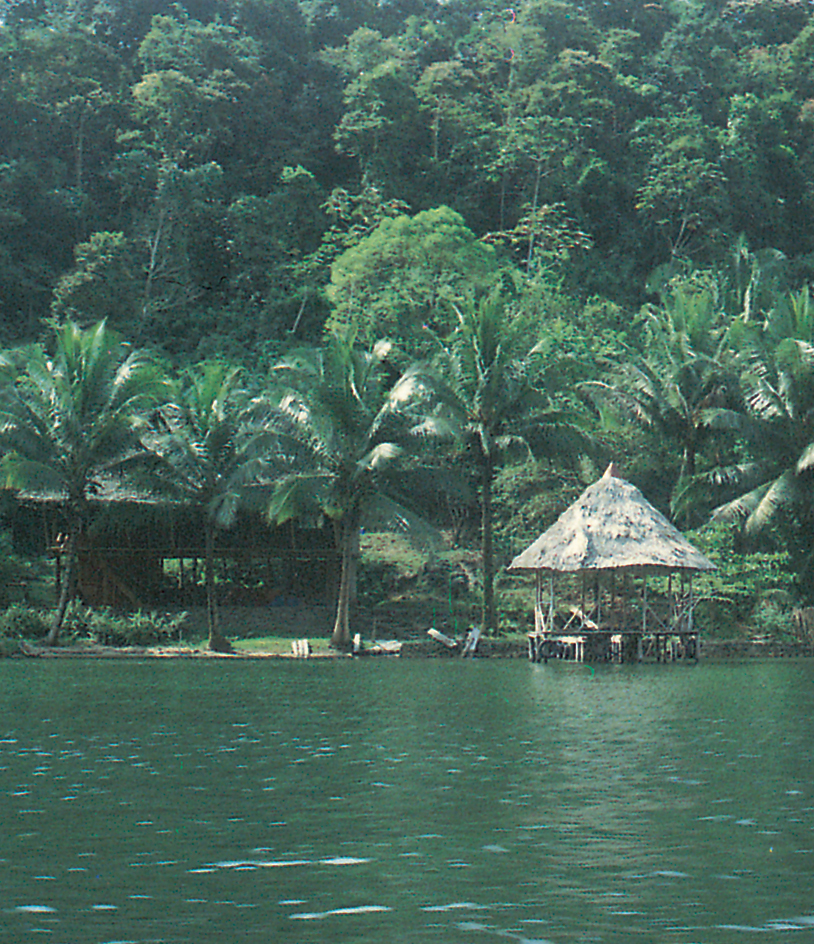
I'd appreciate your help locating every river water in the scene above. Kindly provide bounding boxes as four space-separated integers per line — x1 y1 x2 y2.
1 657 813 943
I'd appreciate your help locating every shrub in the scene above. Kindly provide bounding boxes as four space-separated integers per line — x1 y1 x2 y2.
687 523 796 637
0 605 51 639
0 637 21 657
67 608 188 647
750 599 795 640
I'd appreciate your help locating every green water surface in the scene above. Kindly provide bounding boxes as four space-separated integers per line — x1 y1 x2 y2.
1 658 813 943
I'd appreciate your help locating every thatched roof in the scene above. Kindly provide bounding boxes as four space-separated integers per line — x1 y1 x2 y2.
508 464 715 575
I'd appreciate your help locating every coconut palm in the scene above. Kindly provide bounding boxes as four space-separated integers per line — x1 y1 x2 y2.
581 277 739 517
675 337 814 539
0 320 167 645
428 290 592 635
266 330 442 649
142 362 277 653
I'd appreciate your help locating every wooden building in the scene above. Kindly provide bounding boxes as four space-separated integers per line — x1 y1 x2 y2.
9 484 339 610
508 464 716 663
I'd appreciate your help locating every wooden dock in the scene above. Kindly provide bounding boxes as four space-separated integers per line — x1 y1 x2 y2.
527 630 699 663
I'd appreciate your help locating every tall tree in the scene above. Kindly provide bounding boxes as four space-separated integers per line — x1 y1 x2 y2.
674 333 814 593
326 205 499 356
583 272 739 506
142 362 276 653
267 331 441 648
0 320 167 644
428 290 592 634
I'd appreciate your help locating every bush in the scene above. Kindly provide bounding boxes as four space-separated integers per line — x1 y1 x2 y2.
687 523 796 637
67 608 188 647
0 605 51 639
0 637 22 657
749 599 795 640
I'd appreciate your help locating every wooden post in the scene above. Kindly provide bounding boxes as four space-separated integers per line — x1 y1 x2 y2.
549 574 555 633
642 574 647 635
581 572 586 628
595 573 601 628
688 576 694 633
689 574 699 660
610 570 616 629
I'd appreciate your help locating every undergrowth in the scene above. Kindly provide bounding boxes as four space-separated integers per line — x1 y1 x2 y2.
67 607 189 646
0 604 189 649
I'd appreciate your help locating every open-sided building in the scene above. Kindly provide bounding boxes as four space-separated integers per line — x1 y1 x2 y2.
508 464 715 662
8 480 339 611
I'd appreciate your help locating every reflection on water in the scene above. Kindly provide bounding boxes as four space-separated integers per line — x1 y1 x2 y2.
2 658 814 942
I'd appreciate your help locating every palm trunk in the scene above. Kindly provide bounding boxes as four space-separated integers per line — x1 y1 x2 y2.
678 436 698 528
331 518 358 649
481 450 497 635
47 521 80 647
205 519 233 653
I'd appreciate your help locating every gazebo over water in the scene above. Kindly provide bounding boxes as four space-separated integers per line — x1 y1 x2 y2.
508 464 715 662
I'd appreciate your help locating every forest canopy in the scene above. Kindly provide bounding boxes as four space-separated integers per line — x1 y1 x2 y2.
2 0 814 354
5 0 814 623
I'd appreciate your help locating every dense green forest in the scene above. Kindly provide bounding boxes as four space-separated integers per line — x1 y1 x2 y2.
3 0 814 642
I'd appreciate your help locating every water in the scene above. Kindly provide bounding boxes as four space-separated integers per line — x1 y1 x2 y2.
2 658 814 943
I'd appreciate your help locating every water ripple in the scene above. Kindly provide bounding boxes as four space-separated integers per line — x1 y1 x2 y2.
290 905 391 920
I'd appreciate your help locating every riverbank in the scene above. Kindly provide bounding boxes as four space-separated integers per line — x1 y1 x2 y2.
9 634 814 660
4 605 814 660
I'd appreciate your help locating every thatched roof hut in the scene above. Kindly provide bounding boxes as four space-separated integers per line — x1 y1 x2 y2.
508 464 714 653
509 463 715 575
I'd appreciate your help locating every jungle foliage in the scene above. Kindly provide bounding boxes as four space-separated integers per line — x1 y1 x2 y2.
4 0 814 353
6 0 814 631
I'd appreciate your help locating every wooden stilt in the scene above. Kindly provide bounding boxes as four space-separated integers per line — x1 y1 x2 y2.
595 573 601 629
581 572 586 630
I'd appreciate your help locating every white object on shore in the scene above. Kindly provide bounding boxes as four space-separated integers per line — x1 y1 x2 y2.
461 626 481 657
427 628 458 648
291 639 311 658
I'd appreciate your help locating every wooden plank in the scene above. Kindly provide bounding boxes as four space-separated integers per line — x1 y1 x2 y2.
461 626 481 657
428 628 458 648
291 639 311 658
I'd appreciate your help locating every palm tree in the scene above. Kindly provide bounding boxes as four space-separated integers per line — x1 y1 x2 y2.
584 357 731 483
0 320 167 645
673 279 814 545
582 278 738 517
676 338 814 536
428 291 591 635
142 362 276 653
266 331 442 649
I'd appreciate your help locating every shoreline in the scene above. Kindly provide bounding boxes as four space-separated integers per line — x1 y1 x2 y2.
4 601 813 661
9 636 814 660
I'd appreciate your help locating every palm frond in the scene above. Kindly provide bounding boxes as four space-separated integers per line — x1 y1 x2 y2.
579 380 655 428
1 455 67 495
744 470 801 536
709 482 771 525
797 441 814 473
361 493 443 553
359 442 403 474
267 472 332 525
670 461 766 519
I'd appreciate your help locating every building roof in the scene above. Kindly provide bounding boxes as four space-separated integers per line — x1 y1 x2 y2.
508 464 715 575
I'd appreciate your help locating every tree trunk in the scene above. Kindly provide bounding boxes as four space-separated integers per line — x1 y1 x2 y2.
205 519 233 654
481 450 497 635
331 519 358 649
46 520 80 647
